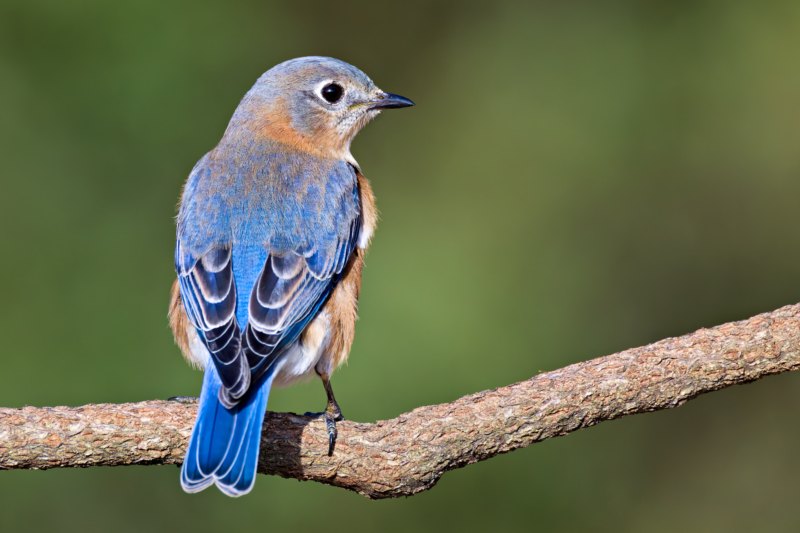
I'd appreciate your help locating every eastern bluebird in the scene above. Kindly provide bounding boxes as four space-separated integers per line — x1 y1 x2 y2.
167 57 413 497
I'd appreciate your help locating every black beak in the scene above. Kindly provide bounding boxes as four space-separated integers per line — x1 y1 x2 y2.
370 92 415 110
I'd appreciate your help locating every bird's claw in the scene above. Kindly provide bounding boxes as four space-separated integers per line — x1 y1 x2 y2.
303 406 344 456
167 396 199 404
303 409 345 422
326 414 337 456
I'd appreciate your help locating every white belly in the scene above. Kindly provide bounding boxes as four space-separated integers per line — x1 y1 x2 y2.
186 311 331 389
272 310 331 388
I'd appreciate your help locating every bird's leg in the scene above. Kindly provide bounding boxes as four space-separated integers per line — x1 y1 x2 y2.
320 372 345 455
167 396 199 404
303 371 345 455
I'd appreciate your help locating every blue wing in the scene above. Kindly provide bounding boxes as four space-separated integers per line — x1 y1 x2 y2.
177 245 249 406
243 209 361 383
176 177 362 404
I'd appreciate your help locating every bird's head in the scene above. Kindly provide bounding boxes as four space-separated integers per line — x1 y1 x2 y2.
228 57 414 163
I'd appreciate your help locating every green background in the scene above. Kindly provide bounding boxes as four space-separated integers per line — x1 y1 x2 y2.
2 0 800 531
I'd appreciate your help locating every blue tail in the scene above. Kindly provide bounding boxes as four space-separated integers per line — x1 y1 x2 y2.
181 365 273 497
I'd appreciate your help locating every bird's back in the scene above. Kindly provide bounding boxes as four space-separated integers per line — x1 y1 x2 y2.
177 139 360 328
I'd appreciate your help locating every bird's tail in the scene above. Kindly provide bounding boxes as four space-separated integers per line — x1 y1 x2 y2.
180 364 273 497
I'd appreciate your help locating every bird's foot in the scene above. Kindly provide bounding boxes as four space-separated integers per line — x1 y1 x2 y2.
167 396 199 404
303 404 345 456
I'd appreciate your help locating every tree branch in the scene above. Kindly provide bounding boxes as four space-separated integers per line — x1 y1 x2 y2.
2 304 799 499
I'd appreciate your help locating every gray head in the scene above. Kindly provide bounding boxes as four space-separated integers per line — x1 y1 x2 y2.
229 56 413 160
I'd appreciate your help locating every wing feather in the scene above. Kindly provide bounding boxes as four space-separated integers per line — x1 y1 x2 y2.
177 246 250 407
243 193 362 382
176 161 362 407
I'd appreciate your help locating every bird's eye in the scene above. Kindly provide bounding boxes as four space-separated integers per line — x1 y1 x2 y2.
321 83 344 104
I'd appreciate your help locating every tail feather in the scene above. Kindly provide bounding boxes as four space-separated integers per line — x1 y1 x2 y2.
216 409 264 495
181 365 273 497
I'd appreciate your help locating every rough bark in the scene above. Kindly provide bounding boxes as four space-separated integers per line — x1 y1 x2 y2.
1 303 799 499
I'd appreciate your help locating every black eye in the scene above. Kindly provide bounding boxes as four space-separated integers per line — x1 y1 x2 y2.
321 83 344 103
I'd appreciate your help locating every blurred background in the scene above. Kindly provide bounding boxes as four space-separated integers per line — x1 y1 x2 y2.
1 0 800 531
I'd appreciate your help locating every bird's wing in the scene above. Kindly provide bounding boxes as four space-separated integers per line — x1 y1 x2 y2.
177 244 250 403
244 196 362 383
176 170 361 405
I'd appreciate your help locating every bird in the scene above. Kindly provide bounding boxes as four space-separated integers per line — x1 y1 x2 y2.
167 56 413 497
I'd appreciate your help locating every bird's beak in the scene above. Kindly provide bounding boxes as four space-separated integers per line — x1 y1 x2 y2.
369 92 415 110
